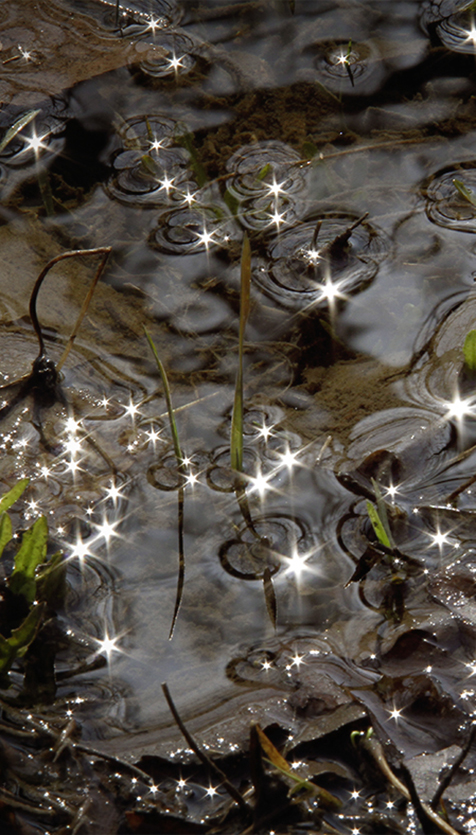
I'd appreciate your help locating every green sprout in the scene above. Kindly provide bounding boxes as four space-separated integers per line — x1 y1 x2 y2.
0 479 63 684
453 178 476 208
366 478 395 551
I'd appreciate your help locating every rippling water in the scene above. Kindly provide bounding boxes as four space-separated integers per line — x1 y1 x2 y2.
4 0 476 830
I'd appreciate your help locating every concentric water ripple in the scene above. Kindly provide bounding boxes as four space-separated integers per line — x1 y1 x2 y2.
424 164 476 232
225 141 307 232
420 0 476 53
131 31 197 79
0 110 66 168
150 205 234 254
59 0 181 33
106 114 191 208
309 39 386 95
219 514 309 581
255 213 390 310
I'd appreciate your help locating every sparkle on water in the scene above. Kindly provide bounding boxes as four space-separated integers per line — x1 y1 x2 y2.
462 17 476 48
427 525 453 550
20 127 49 158
387 703 404 723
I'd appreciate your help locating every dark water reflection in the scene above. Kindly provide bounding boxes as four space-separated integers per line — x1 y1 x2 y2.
4 0 476 830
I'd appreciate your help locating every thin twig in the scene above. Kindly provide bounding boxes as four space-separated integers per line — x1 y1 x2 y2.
161 682 249 812
362 734 461 835
432 724 476 809
29 247 112 361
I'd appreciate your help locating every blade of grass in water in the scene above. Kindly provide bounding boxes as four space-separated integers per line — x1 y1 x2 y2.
0 110 40 154
144 328 184 639
144 328 182 465
231 233 251 472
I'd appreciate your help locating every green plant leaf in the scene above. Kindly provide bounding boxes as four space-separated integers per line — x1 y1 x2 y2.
366 500 391 549
36 551 66 606
464 329 476 371
453 178 476 208
0 602 46 677
257 162 271 181
0 478 30 515
0 110 41 154
0 513 12 560
9 516 48 603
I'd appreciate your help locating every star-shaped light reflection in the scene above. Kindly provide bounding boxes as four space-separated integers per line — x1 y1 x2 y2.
93 629 123 666
165 52 187 73
194 226 216 250
281 545 317 584
20 128 49 158
91 514 122 547
387 704 403 723
103 481 127 507
264 176 288 200
203 783 219 800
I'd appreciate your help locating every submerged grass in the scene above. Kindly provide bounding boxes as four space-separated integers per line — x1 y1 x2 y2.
144 328 185 639
231 232 251 474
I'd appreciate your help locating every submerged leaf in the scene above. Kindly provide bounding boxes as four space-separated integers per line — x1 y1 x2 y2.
0 478 30 515
9 516 48 603
345 544 382 585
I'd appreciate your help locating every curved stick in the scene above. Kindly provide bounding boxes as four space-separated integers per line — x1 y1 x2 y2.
29 247 112 362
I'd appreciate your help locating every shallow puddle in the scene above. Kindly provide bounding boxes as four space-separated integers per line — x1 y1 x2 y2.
3 0 476 832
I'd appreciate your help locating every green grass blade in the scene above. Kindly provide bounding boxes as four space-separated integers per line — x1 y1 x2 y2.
453 178 476 208
0 110 41 154
231 233 251 472
144 328 182 466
